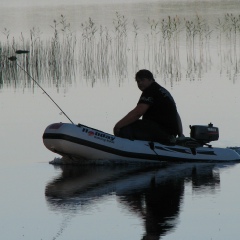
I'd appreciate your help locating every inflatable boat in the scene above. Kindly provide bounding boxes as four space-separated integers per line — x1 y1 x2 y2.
42 122 240 163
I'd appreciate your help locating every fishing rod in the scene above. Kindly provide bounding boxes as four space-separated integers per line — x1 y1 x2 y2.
4 50 74 124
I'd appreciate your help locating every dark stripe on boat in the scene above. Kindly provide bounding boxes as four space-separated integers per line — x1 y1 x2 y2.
43 133 220 162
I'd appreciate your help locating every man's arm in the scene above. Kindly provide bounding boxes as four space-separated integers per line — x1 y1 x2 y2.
113 103 150 135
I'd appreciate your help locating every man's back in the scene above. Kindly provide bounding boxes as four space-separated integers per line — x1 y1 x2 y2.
138 82 179 135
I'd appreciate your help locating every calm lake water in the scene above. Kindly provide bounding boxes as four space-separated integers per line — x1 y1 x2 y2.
1 0 240 239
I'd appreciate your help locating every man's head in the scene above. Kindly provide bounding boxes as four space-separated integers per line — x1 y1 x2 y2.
135 69 155 91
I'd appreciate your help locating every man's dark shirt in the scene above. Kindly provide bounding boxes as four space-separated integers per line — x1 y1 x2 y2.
138 81 178 135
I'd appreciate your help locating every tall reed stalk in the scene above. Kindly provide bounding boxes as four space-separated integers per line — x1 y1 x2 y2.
1 13 240 87
112 12 128 81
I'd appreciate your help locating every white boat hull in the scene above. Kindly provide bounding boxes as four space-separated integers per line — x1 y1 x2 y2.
42 123 240 163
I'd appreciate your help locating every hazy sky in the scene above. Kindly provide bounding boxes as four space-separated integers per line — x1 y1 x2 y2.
2 0 231 8
2 0 159 7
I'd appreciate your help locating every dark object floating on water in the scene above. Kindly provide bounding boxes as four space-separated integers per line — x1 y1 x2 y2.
15 50 29 54
8 56 17 61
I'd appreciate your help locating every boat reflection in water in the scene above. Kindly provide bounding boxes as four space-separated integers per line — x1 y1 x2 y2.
45 162 226 239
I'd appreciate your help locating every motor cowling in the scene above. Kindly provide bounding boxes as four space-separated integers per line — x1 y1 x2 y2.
190 123 219 144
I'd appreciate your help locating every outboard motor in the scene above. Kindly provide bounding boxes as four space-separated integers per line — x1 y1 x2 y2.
190 123 219 145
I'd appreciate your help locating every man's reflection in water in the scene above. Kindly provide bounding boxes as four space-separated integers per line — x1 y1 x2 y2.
45 164 221 240
118 165 220 240
119 178 184 240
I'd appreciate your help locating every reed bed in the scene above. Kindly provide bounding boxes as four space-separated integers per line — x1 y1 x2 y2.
1 13 240 88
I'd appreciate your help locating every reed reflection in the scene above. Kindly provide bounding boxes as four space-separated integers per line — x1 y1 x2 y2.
45 163 222 239
1 13 240 88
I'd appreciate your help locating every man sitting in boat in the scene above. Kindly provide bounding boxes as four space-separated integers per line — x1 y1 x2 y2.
113 69 184 143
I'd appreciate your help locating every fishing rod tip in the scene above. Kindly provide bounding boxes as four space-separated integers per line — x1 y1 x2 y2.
8 56 17 61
